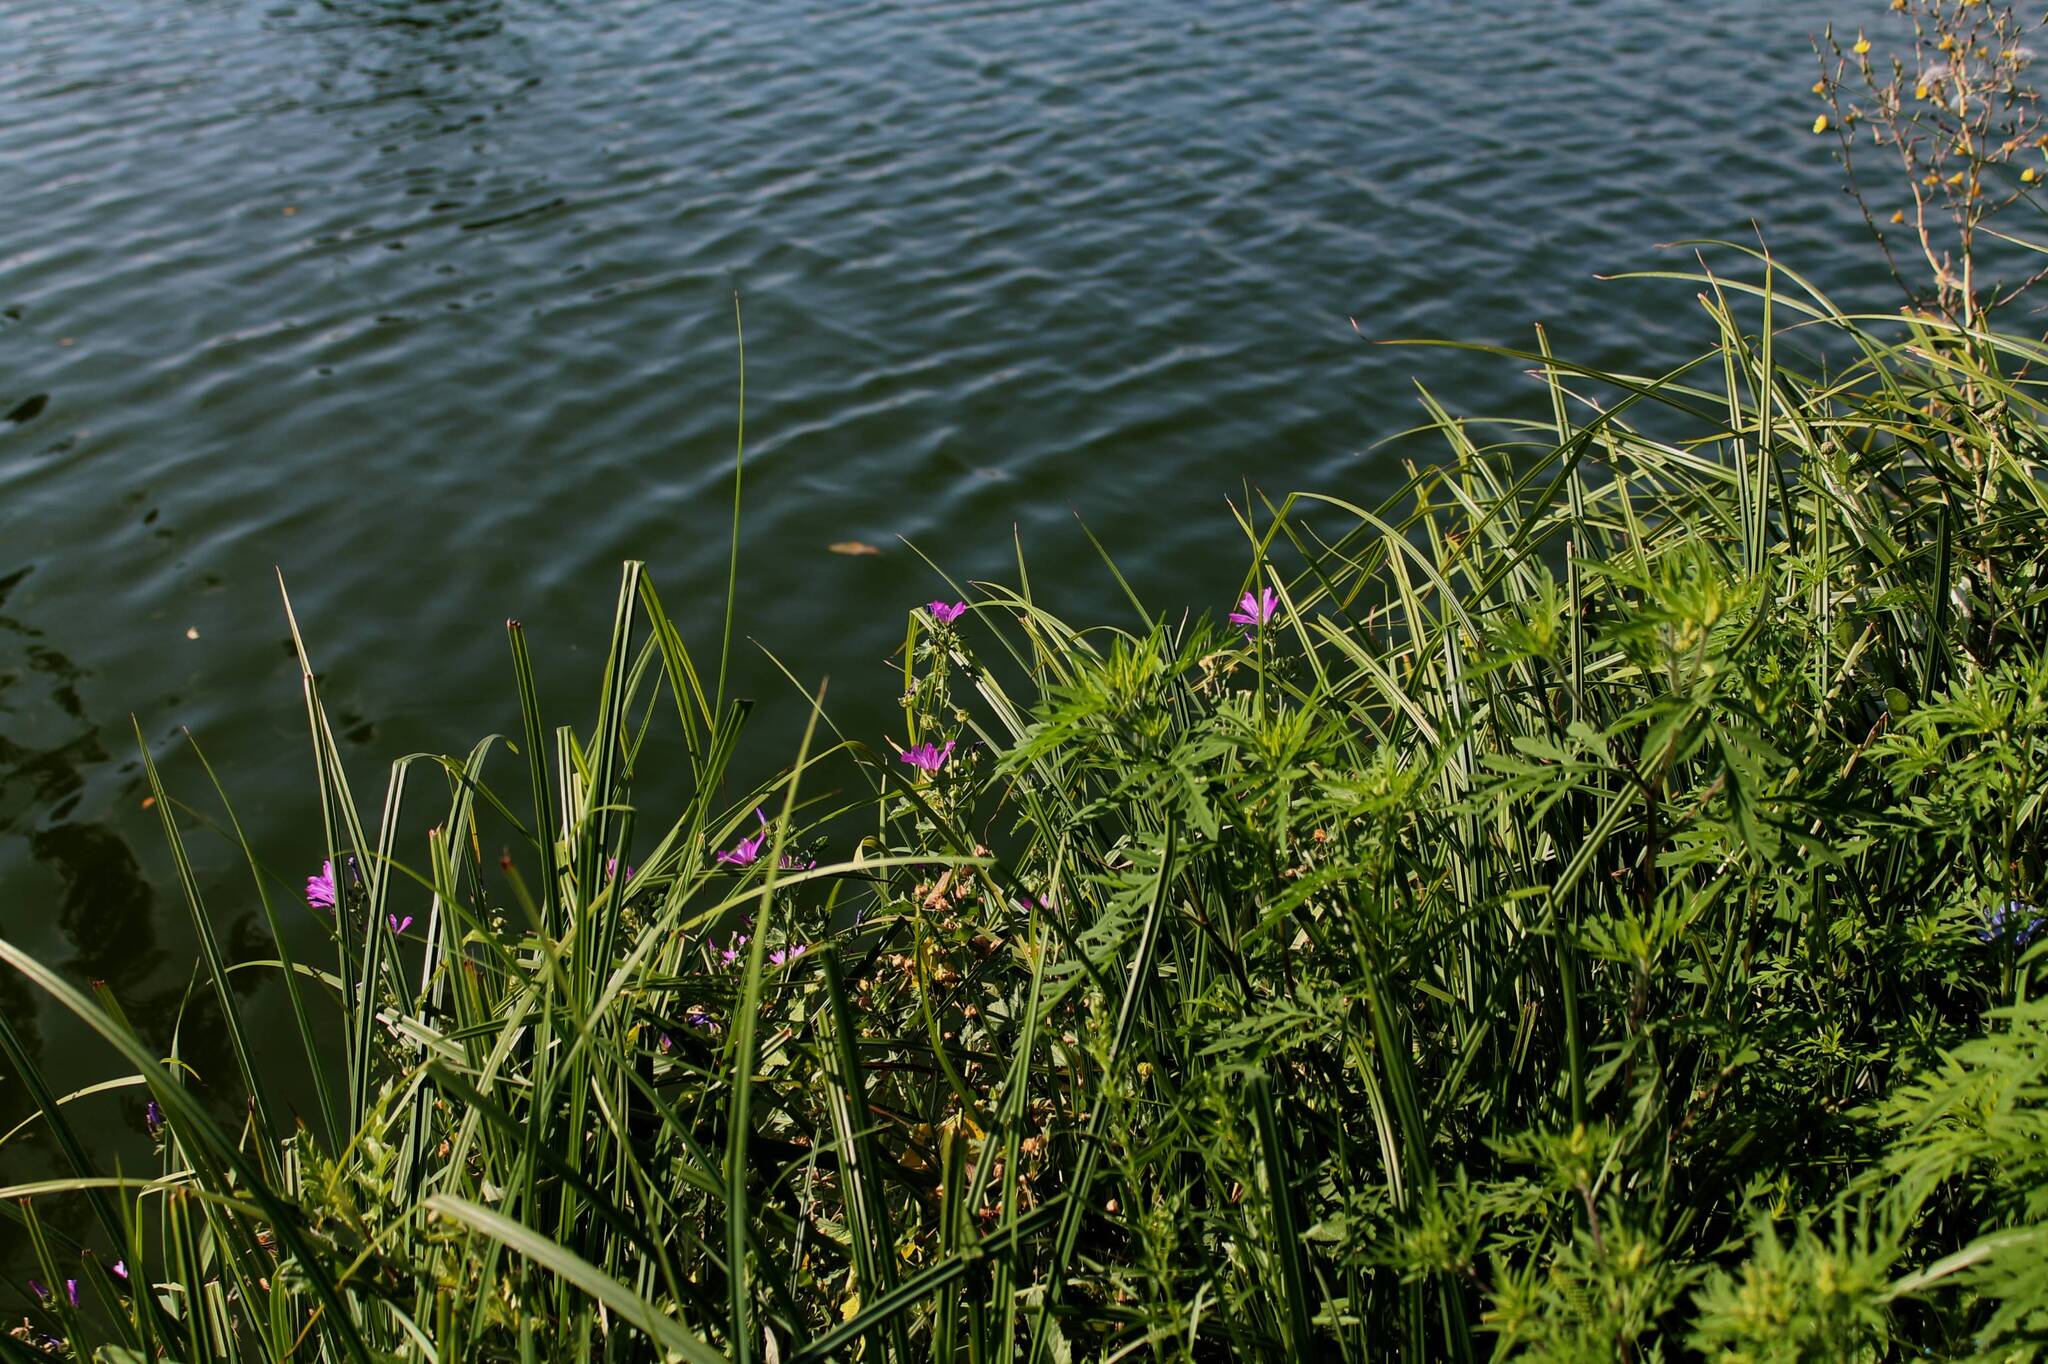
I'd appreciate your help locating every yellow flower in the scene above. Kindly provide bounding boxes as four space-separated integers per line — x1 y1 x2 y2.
1916 83 1931 99
1814 114 1831 134
1854 33 1871 55
1946 170 1965 186
1939 33 1957 51
1813 79 1827 94
1891 209 1906 222
2025 167 2040 183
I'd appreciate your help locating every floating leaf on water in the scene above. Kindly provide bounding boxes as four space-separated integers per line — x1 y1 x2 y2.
828 541 882 556
5 393 49 424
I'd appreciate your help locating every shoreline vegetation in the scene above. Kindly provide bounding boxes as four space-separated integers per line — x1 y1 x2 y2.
3 252 2046 1360
8 0 2048 1354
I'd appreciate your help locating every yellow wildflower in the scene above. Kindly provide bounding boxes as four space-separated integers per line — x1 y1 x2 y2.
1916 83 1930 99
2025 167 2040 183
1854 33 1871 55
1939 33 1957 51
1891 209 1906 222
1814 114 1831 134
1813 79 1827 93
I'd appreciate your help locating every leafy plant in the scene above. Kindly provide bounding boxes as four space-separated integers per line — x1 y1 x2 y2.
3 254 2047 1361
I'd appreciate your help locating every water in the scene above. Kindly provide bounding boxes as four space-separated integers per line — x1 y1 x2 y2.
2 0 1875 1188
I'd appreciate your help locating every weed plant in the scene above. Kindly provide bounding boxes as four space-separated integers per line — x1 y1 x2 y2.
3 256 2047 1361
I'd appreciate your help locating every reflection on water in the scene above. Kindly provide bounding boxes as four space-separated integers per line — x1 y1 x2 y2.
313 0 505 34
0 565 158 1183
32 823 161 995
0 566 256 1257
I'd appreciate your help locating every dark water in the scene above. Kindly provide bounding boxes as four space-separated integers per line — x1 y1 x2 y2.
2 0 1875 1185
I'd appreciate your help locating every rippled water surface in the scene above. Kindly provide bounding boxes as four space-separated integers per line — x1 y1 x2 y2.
3 0 1875 1162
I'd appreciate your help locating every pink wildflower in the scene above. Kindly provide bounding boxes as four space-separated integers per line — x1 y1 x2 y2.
717 808 770 866
899 739 955 774
1229 587 1280 632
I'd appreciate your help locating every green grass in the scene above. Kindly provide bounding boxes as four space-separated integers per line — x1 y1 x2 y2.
3 250 2047 1361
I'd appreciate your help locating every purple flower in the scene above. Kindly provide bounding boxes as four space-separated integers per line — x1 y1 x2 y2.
144 1099 164 1135
927 600 968 625
1980 900 2044 946
686 1007 721 1032
387 914 413 935
306 861 338 910
719 933 750 967
110 1260 127 1281
657 1032 674 1054
606 857 636 884
769 943 809 967
1229 587 1281 632
717 808 769 867
23 1278 74 1307
899 739 956 775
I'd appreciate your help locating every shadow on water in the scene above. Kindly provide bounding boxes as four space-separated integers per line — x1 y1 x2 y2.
313 0 507 39
0 565 164 987
0 565 252 1262
279 0 557 236
291 0 525 96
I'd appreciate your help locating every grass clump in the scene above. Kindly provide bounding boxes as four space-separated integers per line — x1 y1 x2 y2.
3 254 2048 1361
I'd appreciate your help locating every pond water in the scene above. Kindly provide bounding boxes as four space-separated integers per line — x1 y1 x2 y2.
2 0 1878 1190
